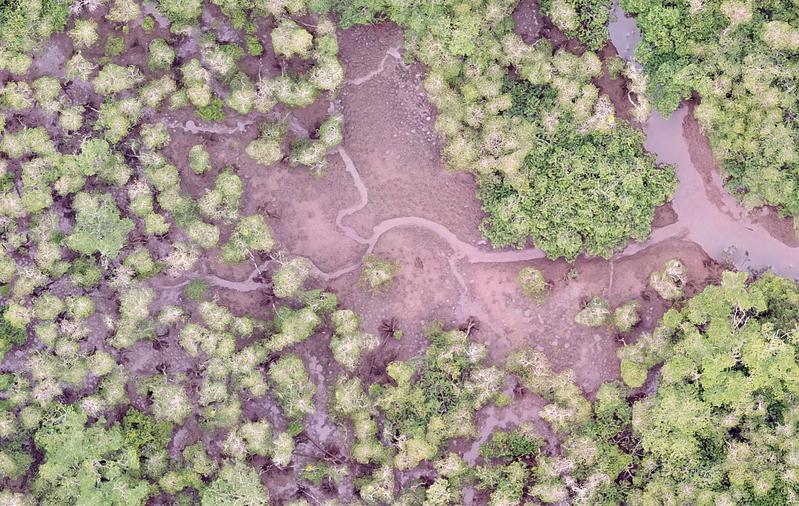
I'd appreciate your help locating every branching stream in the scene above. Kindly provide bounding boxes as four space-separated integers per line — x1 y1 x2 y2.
204 28 798 297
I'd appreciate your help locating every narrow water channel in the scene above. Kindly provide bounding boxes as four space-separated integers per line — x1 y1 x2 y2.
609 2 798 279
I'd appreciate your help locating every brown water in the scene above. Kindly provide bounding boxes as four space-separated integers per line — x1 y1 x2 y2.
609 2 799 279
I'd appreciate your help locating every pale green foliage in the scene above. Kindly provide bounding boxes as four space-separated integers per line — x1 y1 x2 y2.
106 0 141 23
649 259 687 300
198 167 243 223
254 76 277 112
189 144 211 174
267 353 315 421
66 192 134 259
376 324 502 470
318 0 672 259
574 297 610 327
201 461 270 506
625 0 799 222
93 64 145 95
507 348 591 433
66 295 94 319
273 258 311 298
329 309 378 371
247 120 286 166
268 306 322 353
517 266 548 302
220 215 275 263
140 122 171 150
223 420 294 467
181 59 212 107
309 55 344 92
539 0 610 49
623 62 651 123
186 220 220 249
1 81 33 111
69 18 98 48
140 75 177 109
271 19 313 59
111 286 155 348
289 113 343 174
330 376 388 464
359 465 396 504
0 127 56 159
157 0 202 28
144 376 192 425
226 72 256 114
65 54 95 82
32 76 62 114
621 272 799 502
165 241 200 276
33 292 66 320
33 405 150 505
318 113 343 148
289 138 328 174
59 105 84 131
613 300 640 333
201 42 243 82
148 38 175 71
274 75 318 108
123 247 160 278
360 254 399 291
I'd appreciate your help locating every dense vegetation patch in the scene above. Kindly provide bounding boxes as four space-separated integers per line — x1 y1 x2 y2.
624 0 799 228
0 0 70 74
618 271 799 503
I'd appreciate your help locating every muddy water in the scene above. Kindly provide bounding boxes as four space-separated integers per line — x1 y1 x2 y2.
609 4 799 279
609 0 639 60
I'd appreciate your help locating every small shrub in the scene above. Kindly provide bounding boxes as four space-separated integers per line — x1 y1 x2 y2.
329 309 378 371
574 297 611 327
271 19 313 59
93 64 144 95
246 35 263 56
189 145 211 174
613 301 640 333
142 15 155 33
69 18 99 49
143 377 192 425
140 123 171 150
201 461 270 506
66 192 134 259
220 215 275 263
157 0 203 28
246 121 286 166
195 97 224 122
649 259 687 301
360 254 399 292
517 267 548 302
123 247 160 279
0 306 28 362
274 75 318 108
105 35 125 58
267 353 315 421
272 258 311 298
148 38 175 71
184 279 209 301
